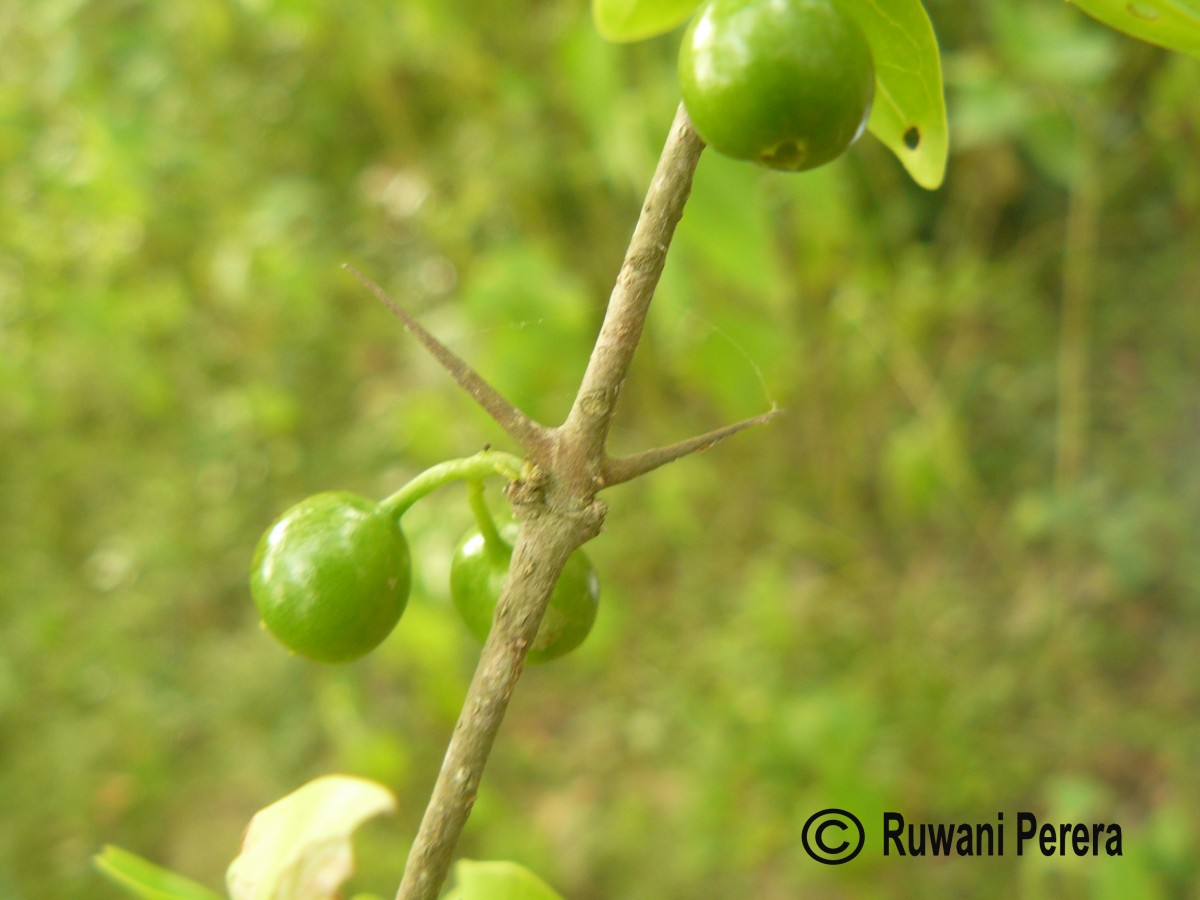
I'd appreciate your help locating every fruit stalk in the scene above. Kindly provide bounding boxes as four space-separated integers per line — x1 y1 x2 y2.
380 451 524 519
465 479 505 556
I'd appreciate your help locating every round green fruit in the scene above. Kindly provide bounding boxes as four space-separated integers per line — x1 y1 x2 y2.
678 0 875 172
250 491 411 663
451 523 600 664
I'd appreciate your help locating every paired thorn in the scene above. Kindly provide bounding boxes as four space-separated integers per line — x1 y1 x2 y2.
601 407 781 487
345 262 776 491
343 265 553 460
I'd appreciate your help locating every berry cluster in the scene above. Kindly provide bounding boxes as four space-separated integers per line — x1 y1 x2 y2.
250 455 599 664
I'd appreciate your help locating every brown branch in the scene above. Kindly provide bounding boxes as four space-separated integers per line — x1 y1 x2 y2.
560 104 705 474
343 264 553 461
601 407 780 487
394 107 706 900
396 491 604 900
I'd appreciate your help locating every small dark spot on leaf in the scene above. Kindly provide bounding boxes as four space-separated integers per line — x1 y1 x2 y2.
903 127 920 150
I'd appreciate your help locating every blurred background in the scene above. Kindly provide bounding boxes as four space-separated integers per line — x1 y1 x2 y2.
2 1 1198 897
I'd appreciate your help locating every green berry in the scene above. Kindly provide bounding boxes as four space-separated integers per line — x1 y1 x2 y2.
250 492 411 663
451 523 599 664
679 0 875 171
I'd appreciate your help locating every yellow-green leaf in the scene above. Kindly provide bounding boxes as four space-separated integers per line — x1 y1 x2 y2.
841 0 948 189
226 775 396 900
592 0 701 42
444 860 566 900
94 846 226 900
1069 0 1200 59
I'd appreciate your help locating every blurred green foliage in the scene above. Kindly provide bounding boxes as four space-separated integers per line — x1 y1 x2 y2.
1 1 1198 898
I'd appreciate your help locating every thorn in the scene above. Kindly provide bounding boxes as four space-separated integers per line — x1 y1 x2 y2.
601 407 781 487
343 265 553 459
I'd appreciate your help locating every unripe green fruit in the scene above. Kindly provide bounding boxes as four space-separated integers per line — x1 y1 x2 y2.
679 0 875 172
250 492 411 663
451 523 600 664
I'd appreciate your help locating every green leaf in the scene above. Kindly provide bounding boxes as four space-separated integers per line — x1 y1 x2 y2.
1068 0 1200 59
225 775 397 900
592 0 701 42
443 860 567 900
94 846 226 900
841 0 948 189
